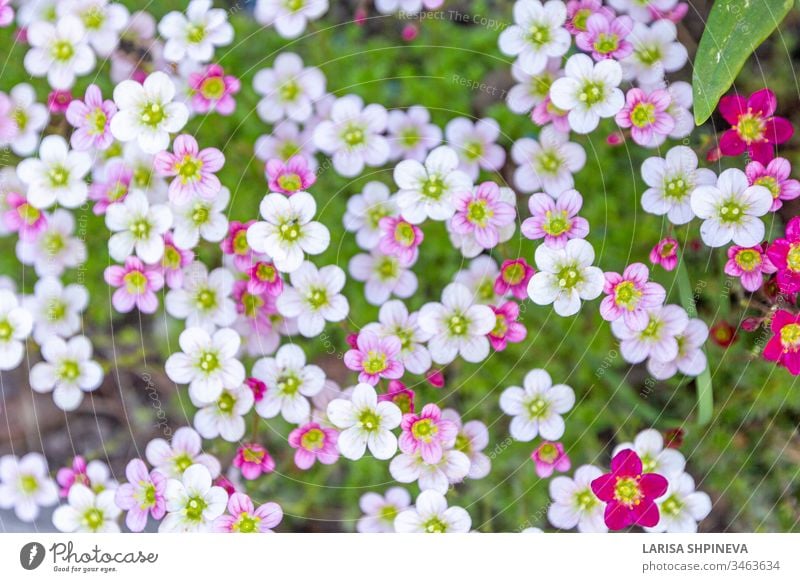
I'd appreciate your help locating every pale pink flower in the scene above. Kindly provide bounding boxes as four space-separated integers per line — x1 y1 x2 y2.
745 157 800 212
88 160 132 214
265 155 316 195
616 88 675 147
377 216 424 265
344 331 404 385
601 262 666 330
399 403 458 464
531 441 571 478
65 84 117 151
450 181 516 249
724 244 776 293
153 134 225 204
161 232 195 289
575 13 634 61
213 492 283 533
115 459 167 532
3 192 47 241
104 256 165 314
522 189 589 249
288 422 340 469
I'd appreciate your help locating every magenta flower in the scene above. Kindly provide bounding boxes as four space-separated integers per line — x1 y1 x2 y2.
3 192 47 241
745 157 800 212
531 97 570 133
718 89 793 164
764 310 800 375
88 160 132 214
265 155 316 195
187 63 241 116
47 90 73 114
724 244 776 293
161 232 194 289
399 403 458 464
245 377 267 403
213 492 283 533
601 263 666 330
426 369 445 388
55 456 90 498
221 220 257 271
233 443 275 480
495 258 535 300
450 181 516 249
575 13 633 61
153 134 225 204
566 0 614 34
650 237 679 271
378 215 424 265
591 449 668 530
766 216 800 294
522 189 589 249
616 88 675 147
378 379 415 414
0 0 14 27
344 331 404 385
104 256 165 314
531 441 571 478
65 84 117 151
114 459 167 532
246 260 283 296
488 301 527 351
288 422 340 470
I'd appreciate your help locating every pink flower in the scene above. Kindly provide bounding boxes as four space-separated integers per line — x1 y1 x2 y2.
55 456 90 498
288 422 340 469
233 444 275 480
724 244 776 293
0 0 14 27
378 216 424 265
187 63 241 116
245 377 267 402
221 220 257 271
104 256 165 314
265 155 316 195
763 310 800 375
495 258 535 300
488 301 527 351
649 1 689 23
153 134 225 204
399 403 458 464
718 89 793 164
591 449 668 530
532 97 571 132
344 331 404 385
114 459 167 532
767 217 800 294
88 160 132 214
745 157 800 212
615 88 675 147
161 232 194 289
531 441 571 478
378 380 415 414
65 84 117 151
3 192 47 241
450 181 516 249
575 13 633 61
522 189 589 249
246 260 283 296
402 24 418 42
47 90 73 114
601 262 666 330
650 237 679 271
213 492 283 533
566 0 614 34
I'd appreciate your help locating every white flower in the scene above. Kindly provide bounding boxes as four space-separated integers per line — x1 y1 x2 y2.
444 117 506 180
394 490 471 533
528 238 604 316
548 465 607 532
500 368 574 441
419 282 496 365
357 487 411 533
612 428 686 478
3 84 49 156
512 125 586 196
506 60 562 114
16 135 91 209
374 0 426 14
395 146 473 224
361 300 433 375
665 81 694 139
160 464 227 532
498 0 570 74
106 190 172 263
609 0 678 23
343 181 398 250
253 343 325 423
390 448 471 494
647 318 709 380
30 335 103 411
622 21 688 86
110 71 189 154
17 209 87 277
122 141 169 198
453 255 501 304
246 191 330 273
159 0 233 63
313 95 390 177
254 121 318 167
442 408 491 479
0 453 58 522
276 261 349 337
549 53 624 134
254 0 329 39
645 472 712 533
326 383 401 460
57 0 130 57
24 15 96 89
349 249 418 305
690 168 772 248
52 484 120 532
0 290 32 371
193 384 254 442
23 276 88 344
641 145 716 225
164 327 246 404
145 426 221 479
253 52 326 123
165 263 236 331
171 187 230 249
387 105 442 162
611 304 689 364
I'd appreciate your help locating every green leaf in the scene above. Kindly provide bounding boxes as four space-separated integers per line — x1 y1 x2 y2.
692 0 794 125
